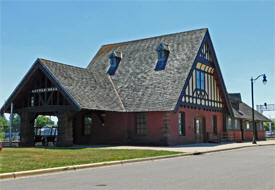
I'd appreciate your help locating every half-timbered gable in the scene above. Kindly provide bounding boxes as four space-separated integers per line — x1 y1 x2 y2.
177 32 231 114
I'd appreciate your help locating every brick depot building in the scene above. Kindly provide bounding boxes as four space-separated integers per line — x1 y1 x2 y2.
0 28 270 146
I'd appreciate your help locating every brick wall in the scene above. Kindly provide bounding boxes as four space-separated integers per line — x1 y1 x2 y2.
73 111 168 145
168 107 224 145
73 108 230 146
73 111 128 145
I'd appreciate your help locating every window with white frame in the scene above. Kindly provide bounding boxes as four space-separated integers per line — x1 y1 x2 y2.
246 121 250 129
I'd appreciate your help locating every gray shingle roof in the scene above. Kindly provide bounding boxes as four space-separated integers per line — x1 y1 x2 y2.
1 28 208 113
229 94 270 122
40 59 125 111
87 28 207 111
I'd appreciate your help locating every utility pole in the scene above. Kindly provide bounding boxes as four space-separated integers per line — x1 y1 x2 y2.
9 102 13 146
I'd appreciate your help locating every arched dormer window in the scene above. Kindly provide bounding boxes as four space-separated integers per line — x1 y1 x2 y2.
155 43 169 71
107 51 122 75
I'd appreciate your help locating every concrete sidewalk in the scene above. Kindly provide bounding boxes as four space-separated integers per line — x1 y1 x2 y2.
101 140 275 153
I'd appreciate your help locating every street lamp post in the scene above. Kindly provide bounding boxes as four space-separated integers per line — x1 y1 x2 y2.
251 74 267 144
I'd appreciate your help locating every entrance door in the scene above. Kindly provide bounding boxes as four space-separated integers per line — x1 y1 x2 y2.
194 117 206 143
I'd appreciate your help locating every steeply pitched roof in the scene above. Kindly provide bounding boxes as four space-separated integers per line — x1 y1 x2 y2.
87 28 207 111
1 28 214 113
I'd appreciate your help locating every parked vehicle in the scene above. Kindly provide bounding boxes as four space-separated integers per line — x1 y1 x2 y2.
35 126 58 146
265 131 275 138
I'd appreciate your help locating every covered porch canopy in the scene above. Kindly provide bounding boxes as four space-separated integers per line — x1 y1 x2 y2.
1 59 81 147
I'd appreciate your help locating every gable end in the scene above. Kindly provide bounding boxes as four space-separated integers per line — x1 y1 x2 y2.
174 31 233 116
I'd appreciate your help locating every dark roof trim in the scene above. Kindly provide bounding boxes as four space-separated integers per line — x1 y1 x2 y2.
37 59 82 110
0 59 81 113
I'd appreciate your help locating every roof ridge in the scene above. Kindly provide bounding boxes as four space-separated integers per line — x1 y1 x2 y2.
38 58 86 70
101 28 208 47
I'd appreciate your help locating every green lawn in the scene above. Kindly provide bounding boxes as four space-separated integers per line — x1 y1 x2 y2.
266 137 275 140
0 147 180 173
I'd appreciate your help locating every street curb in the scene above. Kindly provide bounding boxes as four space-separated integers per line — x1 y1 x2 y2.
1 143 274 180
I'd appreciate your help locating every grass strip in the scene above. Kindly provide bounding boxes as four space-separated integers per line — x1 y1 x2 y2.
0 147 180 173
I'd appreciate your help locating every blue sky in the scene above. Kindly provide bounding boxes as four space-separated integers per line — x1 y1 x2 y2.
0 0 274 118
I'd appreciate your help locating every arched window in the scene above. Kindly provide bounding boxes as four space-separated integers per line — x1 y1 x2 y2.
83 116 92 136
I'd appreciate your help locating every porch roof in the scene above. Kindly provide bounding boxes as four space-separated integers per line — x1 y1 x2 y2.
232 102 271 122
40 59 125 112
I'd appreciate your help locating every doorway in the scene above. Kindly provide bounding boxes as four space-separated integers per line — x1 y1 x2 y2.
194 117 206 143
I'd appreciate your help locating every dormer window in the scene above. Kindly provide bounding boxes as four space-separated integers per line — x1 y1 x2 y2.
107 51 122 75
155 43 169 71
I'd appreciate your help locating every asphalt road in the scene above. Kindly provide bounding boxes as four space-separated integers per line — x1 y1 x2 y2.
1 146 275 190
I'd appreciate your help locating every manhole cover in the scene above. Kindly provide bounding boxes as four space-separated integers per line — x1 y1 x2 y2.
96 184 107 187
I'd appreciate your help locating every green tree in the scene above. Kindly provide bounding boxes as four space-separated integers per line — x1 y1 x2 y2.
12 114 21 132
264 122 269 131
0 115 8 127
0 115 9 139
35 115 54 128
264 121 275 131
